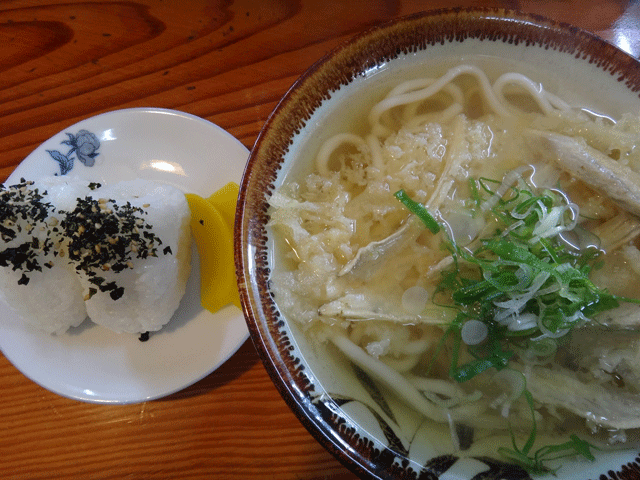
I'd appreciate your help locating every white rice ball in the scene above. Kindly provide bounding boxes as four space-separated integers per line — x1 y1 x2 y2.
77 179 191 334
0 262 87 334
0 176 90 334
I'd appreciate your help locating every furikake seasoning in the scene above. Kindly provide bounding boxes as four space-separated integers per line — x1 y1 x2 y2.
0 179 56 283
61 196 165 300
0 179 169 298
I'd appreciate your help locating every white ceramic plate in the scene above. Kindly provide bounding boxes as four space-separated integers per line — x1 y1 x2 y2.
0 108 250 404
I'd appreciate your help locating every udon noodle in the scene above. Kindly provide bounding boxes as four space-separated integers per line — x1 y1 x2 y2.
268 62 640 473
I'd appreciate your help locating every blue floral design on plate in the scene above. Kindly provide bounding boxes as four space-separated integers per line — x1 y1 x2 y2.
46 129 100 175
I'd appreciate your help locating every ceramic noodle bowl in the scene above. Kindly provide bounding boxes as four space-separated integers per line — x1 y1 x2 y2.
236 8 640 480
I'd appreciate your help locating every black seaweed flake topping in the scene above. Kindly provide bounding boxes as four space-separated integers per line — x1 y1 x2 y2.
86 277 125 300
0 242 45 273
0 179 56 277
138 331 150 342
1 181 174 299
0 179 52 242
61 196 165 285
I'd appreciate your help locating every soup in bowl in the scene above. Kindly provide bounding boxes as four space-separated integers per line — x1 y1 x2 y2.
236 8 640 479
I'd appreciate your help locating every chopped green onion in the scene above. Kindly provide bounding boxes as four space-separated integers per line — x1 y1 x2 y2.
499 431 597 474
521 390 537 455
396 170 635 473
450 336 513 383
468 177 481 206
394 190 440 234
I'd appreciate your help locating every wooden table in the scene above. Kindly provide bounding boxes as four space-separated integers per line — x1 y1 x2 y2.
1 1 638 479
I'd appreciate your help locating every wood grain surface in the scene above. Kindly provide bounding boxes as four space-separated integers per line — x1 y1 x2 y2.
0 1 638 479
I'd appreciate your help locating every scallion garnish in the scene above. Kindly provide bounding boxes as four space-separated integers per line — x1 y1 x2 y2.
394 189 440 234
395 172 631 473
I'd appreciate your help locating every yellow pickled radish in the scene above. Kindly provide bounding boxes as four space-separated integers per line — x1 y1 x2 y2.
206 182 239 229
185 191 240 313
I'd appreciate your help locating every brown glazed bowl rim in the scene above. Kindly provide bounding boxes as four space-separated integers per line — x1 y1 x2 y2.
236 7 640 480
